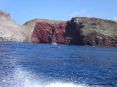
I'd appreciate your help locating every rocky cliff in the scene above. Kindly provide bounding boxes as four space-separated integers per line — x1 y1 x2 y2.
23 19 65 42
31 20 66 44
0 10 117 46
0 10 29 42
31 17 117 46
75 17 117 46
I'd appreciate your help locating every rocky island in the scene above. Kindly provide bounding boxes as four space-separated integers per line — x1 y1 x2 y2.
0 10 117 46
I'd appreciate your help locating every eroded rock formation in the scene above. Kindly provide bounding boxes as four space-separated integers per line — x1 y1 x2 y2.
0 10 29 42
31 22 67 44
31 17 117 46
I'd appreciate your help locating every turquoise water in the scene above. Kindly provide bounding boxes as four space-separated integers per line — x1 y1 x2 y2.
0 42 117 87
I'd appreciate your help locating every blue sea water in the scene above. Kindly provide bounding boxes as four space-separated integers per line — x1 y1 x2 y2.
0 42 117 87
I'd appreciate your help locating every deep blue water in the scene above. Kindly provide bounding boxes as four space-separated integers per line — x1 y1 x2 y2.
0 42 117 87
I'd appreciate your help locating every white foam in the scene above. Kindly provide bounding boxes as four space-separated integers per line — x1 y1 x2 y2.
51 42 58 45
46 82 86 87
1 67 87 87
23 82 86 87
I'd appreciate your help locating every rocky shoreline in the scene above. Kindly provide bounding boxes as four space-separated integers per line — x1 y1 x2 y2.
0 11 117 46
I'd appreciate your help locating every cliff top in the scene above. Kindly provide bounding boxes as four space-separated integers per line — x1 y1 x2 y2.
72 17 117 24
0 10 10 20
24 18 66 25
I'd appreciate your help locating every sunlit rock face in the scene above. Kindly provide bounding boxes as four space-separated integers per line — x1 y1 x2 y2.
31 22 67 44
0 11 29 42
24 19 67 43
32 17 117 46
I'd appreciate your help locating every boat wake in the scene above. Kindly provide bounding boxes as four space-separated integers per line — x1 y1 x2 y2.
0 67 87 87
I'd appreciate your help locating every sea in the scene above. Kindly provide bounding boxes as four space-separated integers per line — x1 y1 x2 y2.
0 42 117 87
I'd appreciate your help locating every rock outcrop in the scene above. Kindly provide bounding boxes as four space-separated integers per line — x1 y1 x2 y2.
23 19 66 42
0 10 29 42
74 17 117 46
31 17 117 46
31 21 67 44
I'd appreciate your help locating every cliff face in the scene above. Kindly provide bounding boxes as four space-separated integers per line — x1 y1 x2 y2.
75 17 117 46
0 11 29 42
23 19 66 42
0 10 117 46
31 17 117 46
31 21 67 44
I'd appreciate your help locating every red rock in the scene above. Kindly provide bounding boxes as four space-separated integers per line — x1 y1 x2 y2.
31 17 117 46
31 22 67 44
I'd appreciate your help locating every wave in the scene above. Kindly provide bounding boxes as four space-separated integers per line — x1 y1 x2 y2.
0 67 87 87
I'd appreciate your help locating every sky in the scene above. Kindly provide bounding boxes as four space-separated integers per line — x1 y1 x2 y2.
0 0 117 24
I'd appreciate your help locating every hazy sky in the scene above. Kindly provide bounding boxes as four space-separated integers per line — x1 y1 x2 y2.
0 0 117 24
